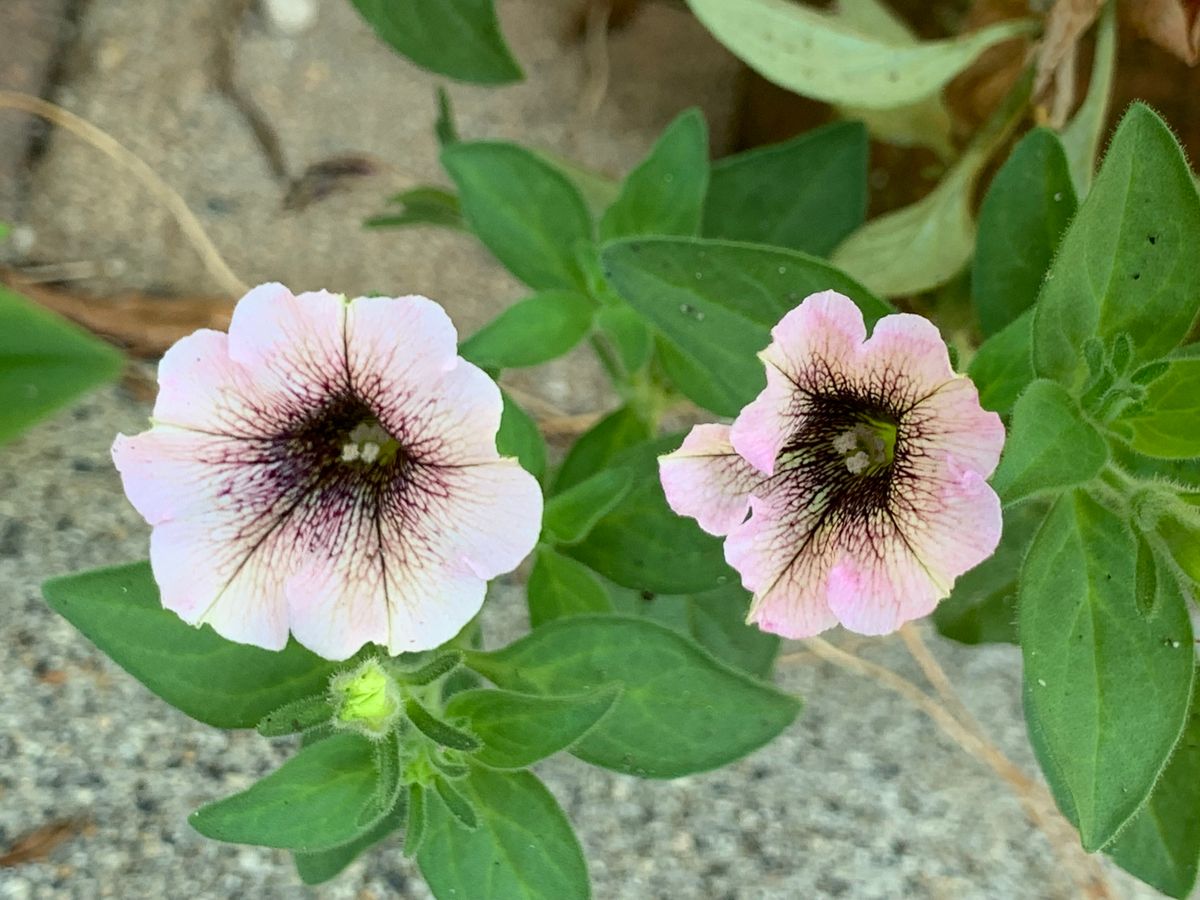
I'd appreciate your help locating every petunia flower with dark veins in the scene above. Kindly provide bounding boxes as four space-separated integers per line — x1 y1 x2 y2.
659 291 1004 638
113 283 542 660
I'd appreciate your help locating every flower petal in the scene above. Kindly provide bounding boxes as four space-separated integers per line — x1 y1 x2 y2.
726 492 839 639
906 377 1006 478
148 514 293 651
861 312 956 399
731 290 867 474
346 295 502 464
151 330 279 436
226 283 349 400
659 424 764 536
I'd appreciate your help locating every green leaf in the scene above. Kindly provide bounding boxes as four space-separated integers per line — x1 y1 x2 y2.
601 237 891 416
292 800 406 885
1060 1 1116 195
433 776 478 830
406 698 481 752
1020 492 1194 851
594 304 653 375
467 615 800 778
0 287 123 443
434 86 459 148
365 186 465 231
349 0 521 85
418 767 589 900
461 291 594 369
542 467 633 546
1033 104 1200 389
1107 686 1200 899
932 501 1047 645
527 546 614 627
687 0 1033 109
42 562 345 729
968 308 1034 416
609 579 779 679
446 687 619 770
990 380 1107 505
1118 359 1200 459
442 141 593 291
191 733 381 851
405 784 428 857
599 109 709 242
565 436 735 594
973 129 1077 336
256 695 334 737
497 390 547 482
703 122 867 256
552 405 651 494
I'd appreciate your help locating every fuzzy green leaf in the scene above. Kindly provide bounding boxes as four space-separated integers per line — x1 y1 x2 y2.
990 380 1107 504
461 291 594 370
418 767 589 900
1033 104 1200 389
1020 493 1194 851
467 615 800 778
191 733 380 851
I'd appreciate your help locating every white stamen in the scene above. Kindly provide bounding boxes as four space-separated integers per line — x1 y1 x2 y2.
845 452 869 474
360 442 381 463
341 443 361 462
832 430 858 454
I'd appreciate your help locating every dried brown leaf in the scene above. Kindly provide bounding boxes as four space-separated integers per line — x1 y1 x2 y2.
1126 0 1200 65
0 819 85 867
1036 0 1104 95
283 154 383 211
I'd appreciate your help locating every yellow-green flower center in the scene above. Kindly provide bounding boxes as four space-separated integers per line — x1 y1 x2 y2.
340 420 402 466
832 416 897 475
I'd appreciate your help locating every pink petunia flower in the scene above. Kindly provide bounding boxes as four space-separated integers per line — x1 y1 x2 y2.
659 291 1004 638
113 283 542 660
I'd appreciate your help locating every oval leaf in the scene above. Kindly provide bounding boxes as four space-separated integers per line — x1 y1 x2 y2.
968 308 1035 416
600 109 709 242
527 545 613 628
190 733 380 851
1033 104 1200 388
293 802 406 885
703 122 868 255
418 767 589 900
1020 492 1194 851
542 467 633 546
973 128 1078 336
1119 359 1200 459
461 291 594 370
600 236 890 416
350 0 522 85
497 390 547 481
442 141 593 291
446 687 620 770
990 379 1107 505
687 0 1033 109
467 615 800 778
42 562 345 729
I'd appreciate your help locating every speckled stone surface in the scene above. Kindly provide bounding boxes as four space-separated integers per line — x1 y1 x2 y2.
0 385 1159 899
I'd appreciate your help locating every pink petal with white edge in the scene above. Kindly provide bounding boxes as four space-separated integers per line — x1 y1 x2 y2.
731 291 867 474
890 453 1003 594
659 424 764 536
726 493 839 639
906 377 1006 478
112 428 275 526
226 283 349 402
346 296 503 464
861 312 956 397
151 330 279 437
148 514 294 650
